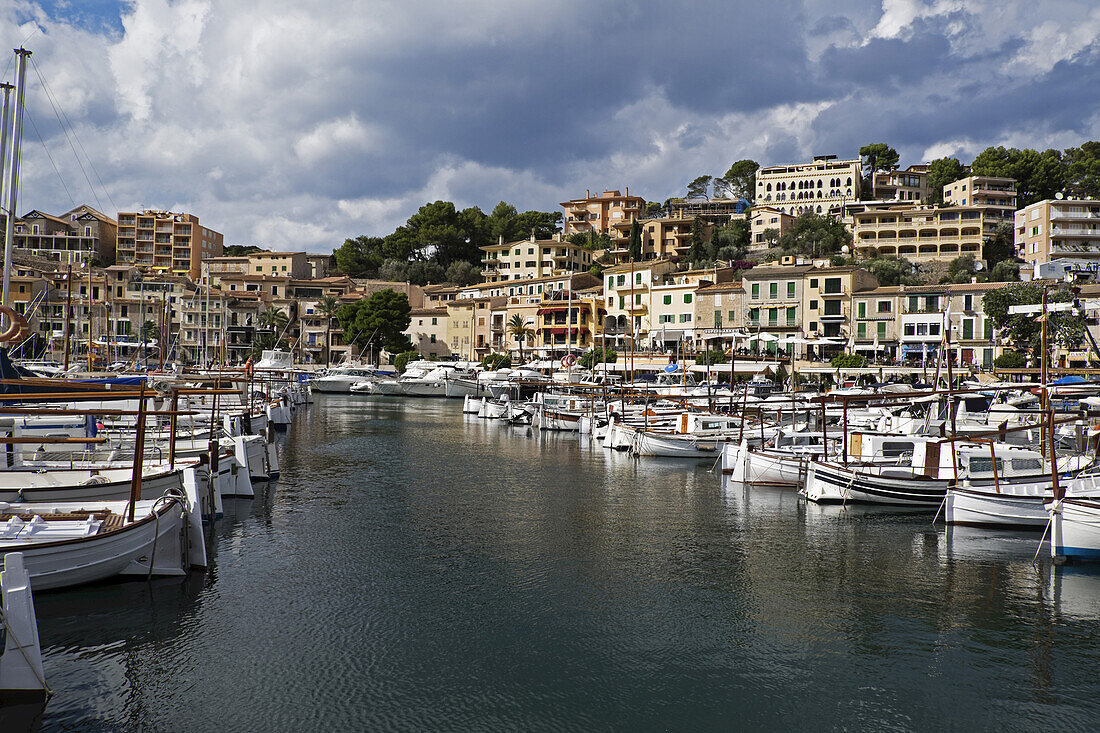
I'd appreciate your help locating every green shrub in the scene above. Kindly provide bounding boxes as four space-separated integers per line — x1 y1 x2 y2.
830 353 866 368
695 348 729 366
393 350 419 373
993 351 1026 369
579 347 617 368
482 352 512 370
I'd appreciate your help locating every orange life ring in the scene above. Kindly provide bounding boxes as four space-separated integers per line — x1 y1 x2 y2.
561 354 577 368
0 306 22 343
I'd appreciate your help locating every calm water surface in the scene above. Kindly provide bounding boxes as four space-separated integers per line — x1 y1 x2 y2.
24 395 1100 731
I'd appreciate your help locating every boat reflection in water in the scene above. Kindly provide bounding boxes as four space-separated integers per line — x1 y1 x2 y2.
1047 565 1100 621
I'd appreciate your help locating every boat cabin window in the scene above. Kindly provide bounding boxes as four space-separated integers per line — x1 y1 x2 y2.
967 457 1002 474
881 441 914 457
1009 458 1042 472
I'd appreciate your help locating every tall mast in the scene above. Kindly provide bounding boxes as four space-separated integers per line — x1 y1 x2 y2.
0 82 13 241
2 49 30 315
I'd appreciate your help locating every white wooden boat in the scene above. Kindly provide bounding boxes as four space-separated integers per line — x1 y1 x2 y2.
1049 498 1100 562
0 553 47 704
311 366 379 393
0 478 206 590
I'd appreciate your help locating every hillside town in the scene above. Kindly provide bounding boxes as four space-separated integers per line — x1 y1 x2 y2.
4 149 1100 373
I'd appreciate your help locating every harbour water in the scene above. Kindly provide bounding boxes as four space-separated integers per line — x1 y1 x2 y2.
28 396 1100 730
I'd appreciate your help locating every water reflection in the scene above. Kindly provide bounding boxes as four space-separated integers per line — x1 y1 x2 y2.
17 396 1100 731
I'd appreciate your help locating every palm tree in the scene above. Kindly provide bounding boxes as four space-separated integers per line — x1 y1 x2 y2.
317 294 342 366
257 306 289 333
507 313 533 363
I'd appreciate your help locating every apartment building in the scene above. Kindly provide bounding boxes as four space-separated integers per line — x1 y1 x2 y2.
694 282 745 353
203 256 250 282
481 233 594 283
943 176 1017 217
668 198 747 222
748 207 795 252
801 266 879 344
603 259 677 347
405 307 451 359
306 253 334 279
606 215 714 263
561 188 645 236
13 205 117 266
116 210 223 279
852 204 1007 262
742 265 810 354
755 155 862 216
249 251 311 279
871 165 930 203
1015 198 1100 273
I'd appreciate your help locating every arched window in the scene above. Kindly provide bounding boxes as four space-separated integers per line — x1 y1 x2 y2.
846 177 852 186
766 183 772 191
816 205 823 213
817 180 823 188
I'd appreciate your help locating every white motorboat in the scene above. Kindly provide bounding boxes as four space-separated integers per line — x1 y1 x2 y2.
311 365 382 393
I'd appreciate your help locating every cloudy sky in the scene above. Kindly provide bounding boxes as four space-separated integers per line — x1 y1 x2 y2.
3 0 1100 252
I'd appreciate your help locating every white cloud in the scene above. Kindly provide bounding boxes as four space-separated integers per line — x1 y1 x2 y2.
0 0 1098 256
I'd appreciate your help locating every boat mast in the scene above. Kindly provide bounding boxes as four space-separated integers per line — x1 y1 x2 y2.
2 49 31 319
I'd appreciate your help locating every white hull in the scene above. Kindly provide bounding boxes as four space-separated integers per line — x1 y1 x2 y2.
0 496 199 591
633 431 723 458
946 487 1050 529
0 553 46 698
1051 499 1100 561
444 378 481 398
400 381 447 397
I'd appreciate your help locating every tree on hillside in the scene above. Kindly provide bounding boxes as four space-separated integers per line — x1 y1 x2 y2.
777 212 851 256
859 143 900 173
1065 141 1100 198
336 289 413 361
445 260 481 286
943 255 978 284
487 202 562 243
987 260 1020 282
317 294 342 366
224 245 265 256
686 175 712 200
645 201 665 218
969 146 1066 207
710 219 750 261
927 156 967 204
982 223 1016 267
334 235 386 276
507 313 533 363
628 219 643 261
686 217 707 265
378 259 446 285
399 200 488 267
862 256 920 286
717 160 759 201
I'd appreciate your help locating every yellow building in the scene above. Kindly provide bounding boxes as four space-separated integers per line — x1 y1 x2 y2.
1015 197 1100 270
249 251 310 279
561 188 645 236
871 165 930 203
852 204 1003 262
481 233 593 283
406 307 451 359
748 207 795 252
608 215 711 263
116 210 223 279
942 176 1016 217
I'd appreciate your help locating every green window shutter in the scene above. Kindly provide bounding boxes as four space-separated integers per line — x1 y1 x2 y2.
769 283 777 298
787 282 795 298
714 312 722 327
857 323 866 338
787 307 796 325
684 294 693 304
751 283 760 299
857 302 866 319
877 322 886 338
663 295 671 305
962 319 973 339
984 319 993 339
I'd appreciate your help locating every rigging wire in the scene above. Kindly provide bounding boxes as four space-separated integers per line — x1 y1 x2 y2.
25 109 76 209
30 57 109 212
